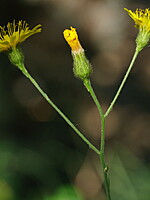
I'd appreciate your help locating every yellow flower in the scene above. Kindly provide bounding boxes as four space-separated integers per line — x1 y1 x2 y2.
124 8 150 51
124 8 150 32
63 27 83 53
0 20 41 52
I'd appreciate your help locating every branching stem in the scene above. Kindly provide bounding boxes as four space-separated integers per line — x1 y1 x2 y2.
17 64 100 155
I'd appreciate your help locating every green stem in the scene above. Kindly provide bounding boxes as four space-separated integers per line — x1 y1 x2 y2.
100 117 111 200
83 79 103 119
83 79 111 200
104 49 139 118
17 64 100 155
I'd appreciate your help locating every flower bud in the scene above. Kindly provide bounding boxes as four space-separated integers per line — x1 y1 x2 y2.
63 27 92 80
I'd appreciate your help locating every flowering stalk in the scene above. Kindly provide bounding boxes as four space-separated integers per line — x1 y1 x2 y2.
63 27 111 200
0 20 100 155
0 9 149 199
105 8 150 117
63 12 150 197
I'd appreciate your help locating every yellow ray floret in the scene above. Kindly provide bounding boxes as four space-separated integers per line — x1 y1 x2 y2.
124 8 150 32
63 27 83 52
0 20 41 52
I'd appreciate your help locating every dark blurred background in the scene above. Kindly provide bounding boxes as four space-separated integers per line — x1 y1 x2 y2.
0 0 150 199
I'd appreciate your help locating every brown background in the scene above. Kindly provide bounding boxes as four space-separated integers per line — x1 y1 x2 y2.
0 0 149 200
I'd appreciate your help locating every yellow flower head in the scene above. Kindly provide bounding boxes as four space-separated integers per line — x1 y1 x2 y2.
63 27 83 53
0 20 41 52
124 8 150 51
124 8 150 32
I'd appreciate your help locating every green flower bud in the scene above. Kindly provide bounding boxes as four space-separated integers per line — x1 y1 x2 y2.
72 50 92 80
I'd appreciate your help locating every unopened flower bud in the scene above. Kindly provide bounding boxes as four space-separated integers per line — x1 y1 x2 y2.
63 27 92 80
